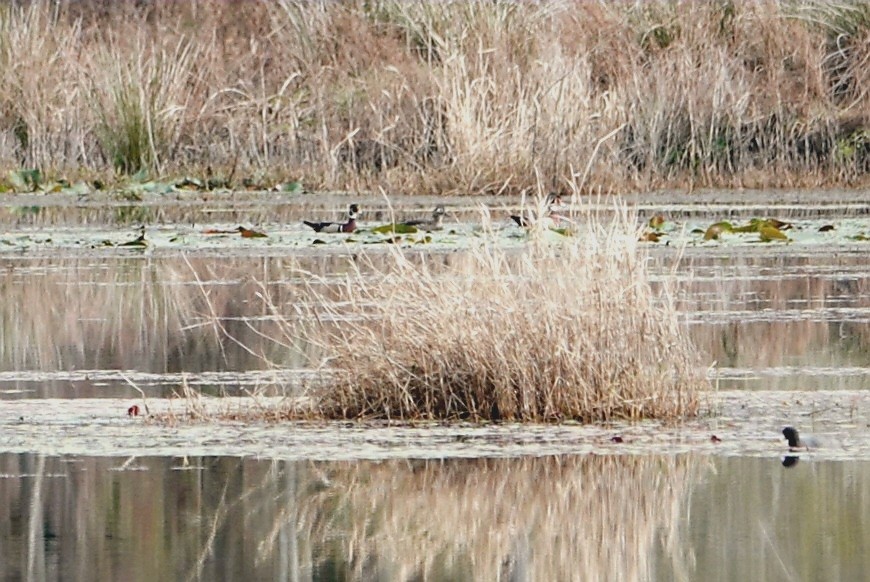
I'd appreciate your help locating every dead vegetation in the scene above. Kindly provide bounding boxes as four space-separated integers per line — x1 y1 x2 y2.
290 207 707 422
0 0 867 193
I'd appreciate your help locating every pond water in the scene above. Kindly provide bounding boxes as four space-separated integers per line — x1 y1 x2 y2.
1 453 868 582
0 190 868 579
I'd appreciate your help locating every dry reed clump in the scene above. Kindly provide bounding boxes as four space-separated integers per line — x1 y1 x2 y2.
299 212 706 422
0 1 867 192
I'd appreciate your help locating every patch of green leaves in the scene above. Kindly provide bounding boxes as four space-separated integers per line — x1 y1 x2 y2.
371 223 419 235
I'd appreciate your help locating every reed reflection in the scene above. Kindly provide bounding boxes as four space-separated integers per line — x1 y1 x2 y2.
0 454 703 582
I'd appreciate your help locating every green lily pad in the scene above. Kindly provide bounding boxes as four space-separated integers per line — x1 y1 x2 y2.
758 225 788 242
371 223 419 235
733 218 792 234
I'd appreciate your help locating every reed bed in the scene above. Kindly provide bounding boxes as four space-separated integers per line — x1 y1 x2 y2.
0 0 867 193
296 208 706 421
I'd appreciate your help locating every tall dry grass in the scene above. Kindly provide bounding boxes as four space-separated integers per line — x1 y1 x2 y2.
293 207 706 422
0 0 867 193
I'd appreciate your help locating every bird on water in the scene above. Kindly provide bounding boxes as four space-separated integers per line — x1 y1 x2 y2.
303 204 359 233
782 426 821 451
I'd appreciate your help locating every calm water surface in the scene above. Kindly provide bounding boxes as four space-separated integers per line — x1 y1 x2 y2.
1 193 868 580
1 453 868 581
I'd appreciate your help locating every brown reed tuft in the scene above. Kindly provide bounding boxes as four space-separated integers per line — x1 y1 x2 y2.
298 207 707 421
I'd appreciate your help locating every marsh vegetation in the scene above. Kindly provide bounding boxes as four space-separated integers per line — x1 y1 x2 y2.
0 0 867 195
287 210 705 422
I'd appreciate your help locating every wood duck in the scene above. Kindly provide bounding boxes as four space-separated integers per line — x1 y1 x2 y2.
401 206 446 231
303 204 359 233
510 193 566 228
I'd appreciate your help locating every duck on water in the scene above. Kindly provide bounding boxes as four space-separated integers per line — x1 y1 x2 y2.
303 204 359 233
400 206 446 232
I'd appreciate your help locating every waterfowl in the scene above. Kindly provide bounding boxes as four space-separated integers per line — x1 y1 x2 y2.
782 426 820 451
401 206 446 231
303 204 359 233
510 193 566 228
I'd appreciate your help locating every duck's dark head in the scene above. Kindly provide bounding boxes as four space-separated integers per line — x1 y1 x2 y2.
782 427 801 448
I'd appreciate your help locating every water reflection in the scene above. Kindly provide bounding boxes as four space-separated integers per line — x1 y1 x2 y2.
656 457 870 582
2 250 868 396
2 454 869 581
0 454 700 581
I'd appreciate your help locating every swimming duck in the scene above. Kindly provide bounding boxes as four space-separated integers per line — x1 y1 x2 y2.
782 426 821 451
401 206 446 231
303 204 359 233
510 193 566 228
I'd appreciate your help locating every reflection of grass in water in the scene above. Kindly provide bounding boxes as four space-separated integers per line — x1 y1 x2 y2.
295 207 706 422
678 254 870 374
0 257 316 373
288 455 705 581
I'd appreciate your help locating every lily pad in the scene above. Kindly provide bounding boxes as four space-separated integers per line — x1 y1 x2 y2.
639 231 663 242
371 223 419 235
704 222 733 241
648 215 666 230
732 218 793 234
133 181 174 195
758 225 789 242
237 227 267 238
119 234 147 247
